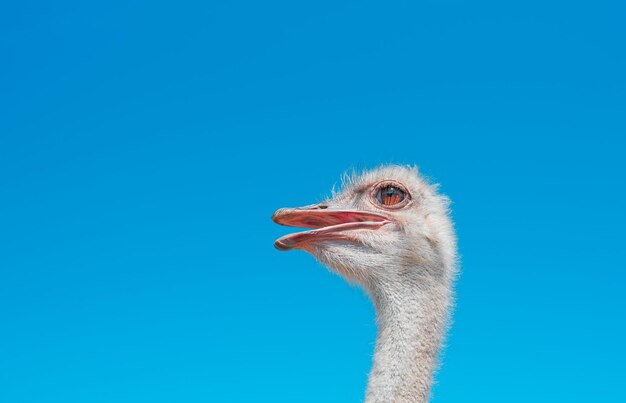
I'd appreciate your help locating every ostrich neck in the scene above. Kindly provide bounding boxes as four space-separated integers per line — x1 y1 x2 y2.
364 273 451 403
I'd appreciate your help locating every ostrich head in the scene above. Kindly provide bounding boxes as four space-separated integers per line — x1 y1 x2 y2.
273 165 456 294
272 165 457 402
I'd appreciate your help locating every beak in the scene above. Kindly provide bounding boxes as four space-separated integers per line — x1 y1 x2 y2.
272 203 390 251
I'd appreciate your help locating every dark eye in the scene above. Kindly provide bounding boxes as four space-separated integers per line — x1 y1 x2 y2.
376 186 406 206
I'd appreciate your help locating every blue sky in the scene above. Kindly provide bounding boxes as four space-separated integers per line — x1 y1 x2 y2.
1 1 625 402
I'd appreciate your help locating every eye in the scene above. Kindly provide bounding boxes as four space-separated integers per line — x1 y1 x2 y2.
376 185 406 206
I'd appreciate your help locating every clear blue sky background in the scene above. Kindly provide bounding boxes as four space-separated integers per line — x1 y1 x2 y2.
1 1 625 402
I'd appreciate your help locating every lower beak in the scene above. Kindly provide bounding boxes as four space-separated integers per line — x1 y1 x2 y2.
272 204 389 251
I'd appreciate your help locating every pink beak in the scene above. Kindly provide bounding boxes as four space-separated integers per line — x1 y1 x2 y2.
272 204 390 251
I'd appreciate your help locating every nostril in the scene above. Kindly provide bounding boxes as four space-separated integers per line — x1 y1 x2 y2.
317 205 328 209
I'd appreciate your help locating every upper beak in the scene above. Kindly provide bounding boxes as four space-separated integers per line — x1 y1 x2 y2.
272 203 390 251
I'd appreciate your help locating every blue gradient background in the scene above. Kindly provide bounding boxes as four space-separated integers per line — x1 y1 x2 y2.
1 1 625 402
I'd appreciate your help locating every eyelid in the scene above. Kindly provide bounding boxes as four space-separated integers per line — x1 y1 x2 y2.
369 180 412 209
373 180 410 196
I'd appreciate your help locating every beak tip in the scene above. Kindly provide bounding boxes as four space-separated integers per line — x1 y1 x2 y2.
272 208 292 224
274 238 292 251
271 209 282 223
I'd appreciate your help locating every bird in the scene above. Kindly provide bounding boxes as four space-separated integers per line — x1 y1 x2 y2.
272 165 457 403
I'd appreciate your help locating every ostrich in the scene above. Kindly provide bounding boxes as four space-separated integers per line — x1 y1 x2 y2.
272 165 457 403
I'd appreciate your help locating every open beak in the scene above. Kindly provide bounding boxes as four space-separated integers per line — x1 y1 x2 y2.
272 204 390 251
